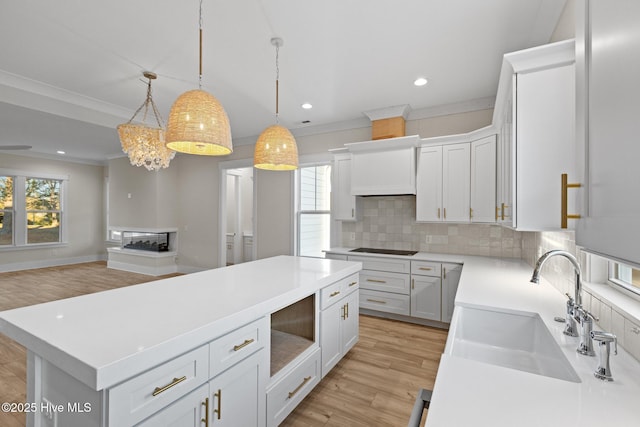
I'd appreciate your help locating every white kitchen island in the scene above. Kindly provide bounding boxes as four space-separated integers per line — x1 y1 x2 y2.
0 256 362 427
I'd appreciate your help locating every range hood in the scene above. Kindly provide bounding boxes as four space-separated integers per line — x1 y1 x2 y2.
345 135 419 196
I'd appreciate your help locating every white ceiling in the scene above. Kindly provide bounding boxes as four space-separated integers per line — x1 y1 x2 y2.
0 0 567 164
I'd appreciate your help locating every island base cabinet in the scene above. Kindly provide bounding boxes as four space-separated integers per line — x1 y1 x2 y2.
136 384 208 427
138 350 265 427
266 347 321 427
320 290 359 377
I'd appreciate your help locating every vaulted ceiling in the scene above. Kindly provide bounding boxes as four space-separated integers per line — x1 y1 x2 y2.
0 0 567 163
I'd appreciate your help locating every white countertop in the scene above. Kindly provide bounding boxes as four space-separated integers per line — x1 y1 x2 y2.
326 248 640 426
0 255 361 390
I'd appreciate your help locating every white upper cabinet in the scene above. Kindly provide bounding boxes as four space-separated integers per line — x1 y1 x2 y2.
416 145 443 221
417 129 494 223
493 39 577 231
346 135 419 196
330 150 361 221
575 0 640 266
470 135 497 223
442 143 471 222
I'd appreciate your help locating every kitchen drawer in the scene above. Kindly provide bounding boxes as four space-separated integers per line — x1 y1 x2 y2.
210 316 268 377
266 347 321 427
411 260 442 277
347 255 411 274
359 289 410 316
320 273 359 310
108 345 209 427
360 270 410 294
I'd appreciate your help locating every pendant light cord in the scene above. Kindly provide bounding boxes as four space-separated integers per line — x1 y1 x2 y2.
126 76 164 128
275 42 280 123
199 0 204 89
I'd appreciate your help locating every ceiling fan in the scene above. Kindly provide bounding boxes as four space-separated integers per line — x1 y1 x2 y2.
0 145 32 150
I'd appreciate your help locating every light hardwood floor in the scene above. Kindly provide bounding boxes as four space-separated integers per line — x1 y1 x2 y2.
0 262 447 426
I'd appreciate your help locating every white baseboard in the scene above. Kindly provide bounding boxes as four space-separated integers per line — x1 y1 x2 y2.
0 254 106 273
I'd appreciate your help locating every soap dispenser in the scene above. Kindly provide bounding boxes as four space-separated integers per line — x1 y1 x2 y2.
590 330 618 381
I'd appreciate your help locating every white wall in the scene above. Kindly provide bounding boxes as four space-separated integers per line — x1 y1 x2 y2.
0 153 105 271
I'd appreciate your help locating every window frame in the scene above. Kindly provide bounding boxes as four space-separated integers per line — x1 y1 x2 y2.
295 162 332 258
607 260 640 302
0 169 68 249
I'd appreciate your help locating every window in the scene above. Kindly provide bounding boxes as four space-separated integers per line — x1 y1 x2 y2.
25 178 61 244
609 261 640 299
0 176 13 246
297 165 331 258
0 171 66 248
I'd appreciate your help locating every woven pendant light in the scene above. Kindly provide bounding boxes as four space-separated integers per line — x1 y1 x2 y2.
117 72 176 171
254 37 298 170
165 0 232 156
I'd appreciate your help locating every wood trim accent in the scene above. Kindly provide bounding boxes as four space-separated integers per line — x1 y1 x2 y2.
372 116 406 140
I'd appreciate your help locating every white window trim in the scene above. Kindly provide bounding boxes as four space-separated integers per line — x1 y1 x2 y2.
0 169 68 248
295 162 332 258
607 261 640 303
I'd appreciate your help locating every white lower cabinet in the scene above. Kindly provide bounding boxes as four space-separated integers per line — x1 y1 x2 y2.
138 351 264 427
137 383 209 427
410 276 441 321
441 263 463 323
266 347 321 427
320 288 359 377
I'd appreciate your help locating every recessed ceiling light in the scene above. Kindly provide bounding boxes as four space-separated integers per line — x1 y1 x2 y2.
56 150 66 155
414 77 428 87
301 103 313 109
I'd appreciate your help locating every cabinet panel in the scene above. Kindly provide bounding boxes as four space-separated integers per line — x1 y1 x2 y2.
332 153 360 221
208 351 264 427
266 347 321 427
442 143 471 222
411 260 441 277
575 0 640 265
441 263 462 323
470 136 497 223
320 301 342 377
137 383 208 427
347 255 410 273
209 317 267 378
350 145 417 195
342 291 359 353
359 270 410 295
515 64 576 230
360 289 410 315
410 276 441 321
108 345 209 427
416 145 443 222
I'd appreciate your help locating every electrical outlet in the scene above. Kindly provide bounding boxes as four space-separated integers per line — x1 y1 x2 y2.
350 232 355 240
425 235 432 243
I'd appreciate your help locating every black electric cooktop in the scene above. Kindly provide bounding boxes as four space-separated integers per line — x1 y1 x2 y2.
349 247 418 256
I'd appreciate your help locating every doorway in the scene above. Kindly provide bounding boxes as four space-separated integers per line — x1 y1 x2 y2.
220 166 254 266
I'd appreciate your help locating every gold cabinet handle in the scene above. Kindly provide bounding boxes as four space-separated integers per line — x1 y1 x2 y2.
201 397 209 427
233 338 255 352
419 267 432 271
437 207 441 219
501 202 506 221
152 376 186 396
443 267 447 279
351 208 354 218
214 389 222 420
366 279 386 283
411 278 415 290
330 290 341 297
443 207 447 219
366 298 387 304
341 304 346 320
288 376 312 399
495 206 499 221
348 281 358 287
470 207 473 219
561 174 582 228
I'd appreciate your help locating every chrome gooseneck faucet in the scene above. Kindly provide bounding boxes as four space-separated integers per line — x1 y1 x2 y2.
530 250 597 355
